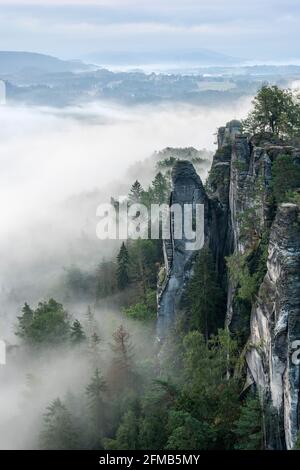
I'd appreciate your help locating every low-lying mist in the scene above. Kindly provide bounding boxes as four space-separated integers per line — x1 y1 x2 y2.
0 96 252 449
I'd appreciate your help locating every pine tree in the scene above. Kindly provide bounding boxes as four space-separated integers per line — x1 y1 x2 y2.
129 239 161 300
129 180 144 204
16 299 71 346
111 325 133 362
187 248 224 341
16 302 33 339
105 408 140 450
96 260 117 300
86 305 96 336
151 172 169 204
233 393 263 450
40 398 79 450
85 306 101 367
139 382 175 450
108 325 135 393
181 330 240 449
165 410 214 450
70 320 86 344
116 242 130 290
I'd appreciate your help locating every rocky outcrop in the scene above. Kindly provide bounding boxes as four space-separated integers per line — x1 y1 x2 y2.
156 120 300 449
222 126 300 449
246 204 300 449
157 161 209 341
156 123 240 341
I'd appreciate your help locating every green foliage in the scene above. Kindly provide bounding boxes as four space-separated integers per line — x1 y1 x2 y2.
86 369 107 446
63 265 95 300
128 238 162 295
105 408 140 450
226 233 269 342
226 252 259 302
232 160 247 171
238 271 258 301
158 266 166 285
207 159 230 191
140 172 170 207
249 230 269 287
182 329 239 389
85 306 101 355
214 145 232 162
128 180 144 204
294 433 300 450
16 299 71 346
178 330 241 449
236 176 267 243
187 248 224 340
272 154 300 203
108 325 136 394
123 290 157 322
140 187 155 208
233 393 263 450
151 172 170 204
227 227 269 304
287 190 300 206
165 410 214 450
238 207 261 241
116 242 130 290
96 260 117 300
16 302 33 338
70 320 86 344
40 398 79 450
20 145 276 452
86 369 106 410
39 326 246 451
156 156 178 169
243 85 300 138
155 148 210 176
138 380 177 450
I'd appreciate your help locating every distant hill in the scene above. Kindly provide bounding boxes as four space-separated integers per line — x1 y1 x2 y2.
84 48 241 67
0 51 92 74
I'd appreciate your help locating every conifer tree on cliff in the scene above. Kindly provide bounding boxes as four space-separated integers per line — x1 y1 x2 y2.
129 180 144 204
116 242 130 290
151 172 169 204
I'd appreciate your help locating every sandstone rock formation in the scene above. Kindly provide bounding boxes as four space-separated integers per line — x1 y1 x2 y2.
157 120 300 449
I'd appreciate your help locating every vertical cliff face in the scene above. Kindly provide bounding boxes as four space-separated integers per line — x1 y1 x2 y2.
246 204 300 449
221 125 300 449
157 120 300 449
157 161 209 341
157 124 239 341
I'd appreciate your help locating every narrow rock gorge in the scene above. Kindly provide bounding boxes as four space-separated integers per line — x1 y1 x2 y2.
157 121 300 449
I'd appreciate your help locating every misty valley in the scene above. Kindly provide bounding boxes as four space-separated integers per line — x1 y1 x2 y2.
1 16 300 457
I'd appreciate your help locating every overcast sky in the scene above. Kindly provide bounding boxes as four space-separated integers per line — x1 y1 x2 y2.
0 0 299 63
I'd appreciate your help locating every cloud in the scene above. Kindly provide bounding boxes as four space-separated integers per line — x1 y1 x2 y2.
0 99 252 324
0 99 251 239
0 83 254 451
0 1 299 60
